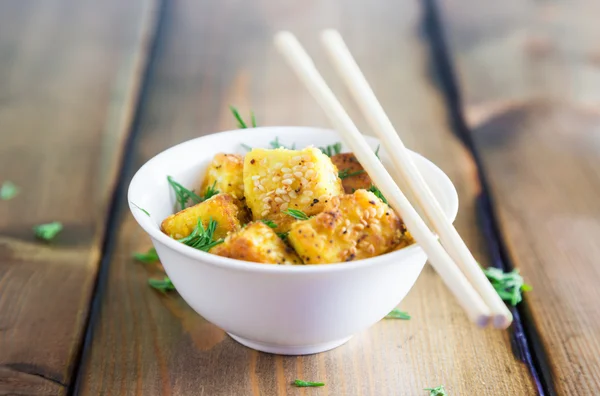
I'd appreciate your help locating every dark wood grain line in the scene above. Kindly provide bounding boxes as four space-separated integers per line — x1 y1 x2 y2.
423 0 550 394
69 1 165 395
0 1 159 394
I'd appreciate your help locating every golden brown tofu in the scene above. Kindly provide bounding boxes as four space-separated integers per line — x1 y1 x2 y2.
288 189 406 264
211 222 302 264
200 153 245 200
392 229 415 251
331 153 373 193
243 147 343 232
161 193 246 240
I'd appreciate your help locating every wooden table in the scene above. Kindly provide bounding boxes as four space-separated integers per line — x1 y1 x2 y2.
1 0 598 394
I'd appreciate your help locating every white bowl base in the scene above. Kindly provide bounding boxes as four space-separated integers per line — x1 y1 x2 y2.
228 333 353 355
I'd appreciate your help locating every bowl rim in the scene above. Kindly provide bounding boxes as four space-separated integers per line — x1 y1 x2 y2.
128 126 458 274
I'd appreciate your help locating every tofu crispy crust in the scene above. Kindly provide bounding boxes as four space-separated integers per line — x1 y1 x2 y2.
288 189 407 264
211 221 302 264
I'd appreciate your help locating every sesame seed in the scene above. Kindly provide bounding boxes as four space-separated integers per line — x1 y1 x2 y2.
303 190 313 196
262 197 271 202
306 162 315 168
274 197 284 203
366 244 375 254
300 196 311 203
305 169 315 178
292 155 302 162
283 173 293 179
282 179 293 185
267 190 275 196
274 162 283 168
281 167 292 173
258 185 266 191
355 224 365 230
293 165 302 171
253 179 260 186
282 195 291 202
345 219 351 226
294 171 303 178
280 202 289 210
364 211 371 219
272 176 281 182
261 210 269 216
289 191 298 199
301 178 309 185
251 175 260 180
276 188 286 195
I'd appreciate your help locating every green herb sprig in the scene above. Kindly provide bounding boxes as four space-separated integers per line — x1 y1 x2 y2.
230 106 256 129
148 277 175 292
167 176 202 211
203 181 219 201
231 105 257 150
277 232 289 241
483 267 532 306
134 247 159 264
0 181 19 200
177 218 224 252
283 208 310 221
368 185 388 205
338 168 365 179
260 219 277 228
320 142 342 157
34 222 63 241
269 136 295 150
385 308 411 320
374 145 381 160
424 385 447 396
167 176 218 212
131 202 150 216
293 379 325 387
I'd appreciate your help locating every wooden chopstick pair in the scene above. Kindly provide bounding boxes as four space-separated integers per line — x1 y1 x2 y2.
274 30 512 329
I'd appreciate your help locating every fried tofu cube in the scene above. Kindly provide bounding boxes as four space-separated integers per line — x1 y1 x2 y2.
161 193 246 240
211 222 302 264
200 153 245 200
243 147 343 232
331 153 373 193
288 189 405 264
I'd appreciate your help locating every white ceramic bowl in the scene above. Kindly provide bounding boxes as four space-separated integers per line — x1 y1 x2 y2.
128 127 458 355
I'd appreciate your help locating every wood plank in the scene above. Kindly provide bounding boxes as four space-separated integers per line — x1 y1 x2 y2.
0 1 158 394
440 0 600 393
78 1 536 394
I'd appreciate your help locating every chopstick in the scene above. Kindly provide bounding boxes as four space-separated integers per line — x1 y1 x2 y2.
274 31 491 327
320 30 513 329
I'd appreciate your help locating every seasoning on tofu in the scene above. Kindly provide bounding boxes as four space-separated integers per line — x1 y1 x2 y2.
211 222 302 264
243 147 343 233
287 189 406 264
161 141 414 265
161 193 247 240
200 153 245 201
